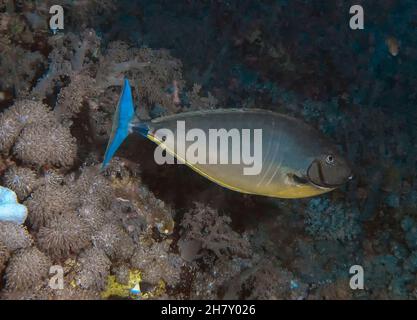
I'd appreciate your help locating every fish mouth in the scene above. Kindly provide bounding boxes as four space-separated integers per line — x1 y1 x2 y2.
306 160 353 189
307 178 344 190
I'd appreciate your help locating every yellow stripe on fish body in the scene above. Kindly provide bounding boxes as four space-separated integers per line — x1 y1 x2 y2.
103 76 352 198
145 109 344 199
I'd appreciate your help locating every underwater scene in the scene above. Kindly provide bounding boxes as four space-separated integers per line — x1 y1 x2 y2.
0 0 416 301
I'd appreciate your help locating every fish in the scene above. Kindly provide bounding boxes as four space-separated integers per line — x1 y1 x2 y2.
102 78 353 199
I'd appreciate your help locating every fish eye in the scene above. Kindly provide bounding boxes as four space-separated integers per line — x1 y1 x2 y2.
325 154 335 165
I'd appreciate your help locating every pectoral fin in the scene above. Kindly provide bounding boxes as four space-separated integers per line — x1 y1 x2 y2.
288 173 309 185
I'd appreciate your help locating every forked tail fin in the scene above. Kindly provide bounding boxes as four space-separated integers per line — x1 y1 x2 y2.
101 78 135 169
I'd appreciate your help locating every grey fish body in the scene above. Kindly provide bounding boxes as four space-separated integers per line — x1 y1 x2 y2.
103 79 352 199
144 109 342 198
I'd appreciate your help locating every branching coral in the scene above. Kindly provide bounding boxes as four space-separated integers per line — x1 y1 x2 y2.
92 224 135 261
37 214 91 260
25 184 78 229
75 247 111 291
54 72 98 120
130 48 184 112
32 28 101 99
0 44 46 96
5 247 51 291
2 165 39 200
180 203 252 259
97 42 184 113
0 221 32 252
186 83 218 110
14 122 77 168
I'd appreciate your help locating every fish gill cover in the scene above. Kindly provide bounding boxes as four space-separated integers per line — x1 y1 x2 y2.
0 0 416 300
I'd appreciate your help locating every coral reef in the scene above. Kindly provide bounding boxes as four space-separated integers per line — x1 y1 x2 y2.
305 197 362 241
14 122 77 168
2 165 38 200
0 0 416 300
75 247 111 291
241 259 307 300
179 203 252 259
0 100 54 154
0 221 33 252
25 184 78 229
37 214 91 260
73 165 113 209
130 240 183 286
4 247 51 291
101 269 166 299
92 224 135 261
0 240 10 274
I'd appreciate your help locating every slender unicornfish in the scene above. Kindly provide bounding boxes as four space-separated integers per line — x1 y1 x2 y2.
102 79 352 198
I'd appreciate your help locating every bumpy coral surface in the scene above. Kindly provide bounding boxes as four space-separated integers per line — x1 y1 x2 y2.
0 221 33 252
2 165 38 200
5 247 51 291
37 214 91 260
25 184 78 229
92 224 135 261
180 203 252 259
130 241 183 286
0 240 10 274
75 247 111 291
14 122 77 168
0 100 54 153
305 197 362 241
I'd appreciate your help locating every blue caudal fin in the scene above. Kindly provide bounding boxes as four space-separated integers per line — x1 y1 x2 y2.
101 78 135 169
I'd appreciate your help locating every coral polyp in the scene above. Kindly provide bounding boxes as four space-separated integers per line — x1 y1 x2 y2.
75 247 111 291
25 184 78 229
0 240 10 274
0 221 33 252
92 224 135 261
37 214 91 260
5 247 51 291
2 166 38 200
0 100 54 153
14 123 77 168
